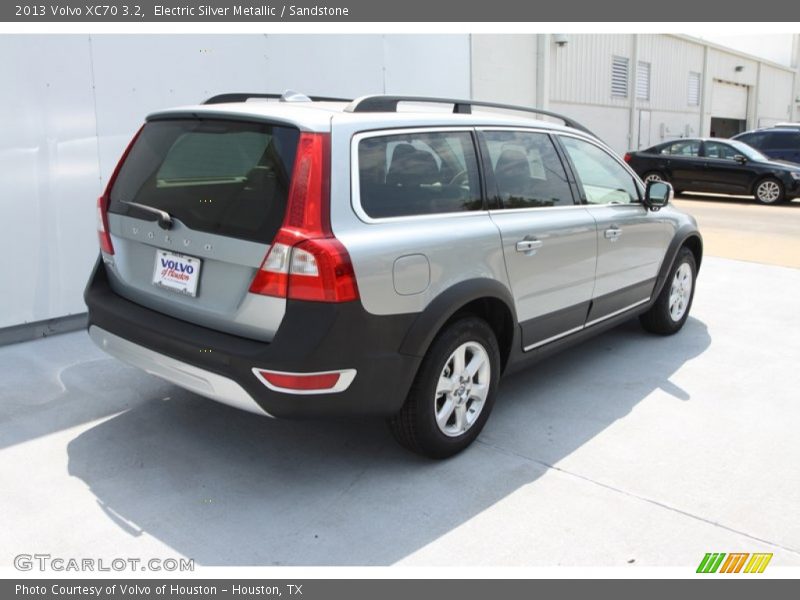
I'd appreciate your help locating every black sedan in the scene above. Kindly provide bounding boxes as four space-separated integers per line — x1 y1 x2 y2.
624 138 800 204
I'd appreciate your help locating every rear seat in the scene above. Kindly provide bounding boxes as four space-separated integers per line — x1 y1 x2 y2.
361 144 473 217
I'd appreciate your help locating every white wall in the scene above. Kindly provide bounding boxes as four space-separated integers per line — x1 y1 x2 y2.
470 34 537 106
549 34 633 110
636 35 703 147
0 34 470 329
0 36 100 329
547 102 632 152
757 64 794 125
547 34 707 152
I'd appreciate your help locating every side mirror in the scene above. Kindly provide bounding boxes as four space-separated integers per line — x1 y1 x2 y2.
734 154 748 164
644 180 673 211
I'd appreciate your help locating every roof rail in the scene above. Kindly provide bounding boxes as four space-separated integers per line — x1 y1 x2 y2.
345 95 597 138
203 92 352 105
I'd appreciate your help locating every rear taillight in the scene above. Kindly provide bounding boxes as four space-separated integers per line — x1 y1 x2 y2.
623 152 632 163
96 125 144 255
96 195 114 255
249 132 359 303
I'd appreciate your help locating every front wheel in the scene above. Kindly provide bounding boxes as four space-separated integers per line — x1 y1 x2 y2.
643 171 667 184
639 247 697 335
754 177 785 205
388 317 500 459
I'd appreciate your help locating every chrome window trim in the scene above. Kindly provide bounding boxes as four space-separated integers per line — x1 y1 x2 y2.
488 204 591 215
350 126 487 224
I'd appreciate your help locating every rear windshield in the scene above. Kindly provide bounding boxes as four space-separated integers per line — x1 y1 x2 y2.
109 119 299 243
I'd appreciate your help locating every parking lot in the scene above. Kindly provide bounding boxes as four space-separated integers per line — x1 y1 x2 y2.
2 195 799 568
673 195 800 269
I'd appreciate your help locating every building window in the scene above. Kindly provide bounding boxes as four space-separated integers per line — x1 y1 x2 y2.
636 61 651 100
688 72 701 106
611 56 629 98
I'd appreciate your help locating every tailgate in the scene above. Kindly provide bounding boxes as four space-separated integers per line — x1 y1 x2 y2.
104 117 300 342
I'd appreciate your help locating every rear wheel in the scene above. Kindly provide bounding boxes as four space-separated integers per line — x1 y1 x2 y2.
388 317 500 459
639 247 696 335
754 177 785 205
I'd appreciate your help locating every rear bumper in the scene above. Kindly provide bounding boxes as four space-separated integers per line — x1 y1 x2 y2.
89 325 270 415
85 258 421 418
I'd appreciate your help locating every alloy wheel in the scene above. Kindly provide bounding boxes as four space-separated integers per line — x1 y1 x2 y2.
756 180 781 204
434 341 491 437
669 263 693 322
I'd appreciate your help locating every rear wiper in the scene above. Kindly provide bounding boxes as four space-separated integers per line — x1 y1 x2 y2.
120 200 173 230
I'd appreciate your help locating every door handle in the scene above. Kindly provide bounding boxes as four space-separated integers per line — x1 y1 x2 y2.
604 227 622 241
516 239 543 254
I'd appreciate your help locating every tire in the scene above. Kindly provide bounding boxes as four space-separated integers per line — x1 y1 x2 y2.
639 247 697 335
387 317 501 459
643 171 667 184
754 177 785 205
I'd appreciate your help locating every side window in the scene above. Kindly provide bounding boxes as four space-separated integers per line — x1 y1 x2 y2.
761 132 788 150
357 131 482 219
661 140 700 157
737 132 764 148
483 131 575 208
560 136 640 205
704 141 739 160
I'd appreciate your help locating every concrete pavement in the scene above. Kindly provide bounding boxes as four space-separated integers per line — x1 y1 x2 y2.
1 256 798 567
674 195 800 269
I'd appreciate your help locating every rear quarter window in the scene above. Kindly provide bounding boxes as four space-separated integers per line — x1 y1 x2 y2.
736 132 765 147
761 131 797 150
109 119 299 243
357 131 482 219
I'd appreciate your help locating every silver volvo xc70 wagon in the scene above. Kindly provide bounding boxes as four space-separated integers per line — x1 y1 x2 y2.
85 91 702 458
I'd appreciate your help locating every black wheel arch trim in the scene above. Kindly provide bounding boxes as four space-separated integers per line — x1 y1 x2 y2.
398 278 518 360
651 226 703 302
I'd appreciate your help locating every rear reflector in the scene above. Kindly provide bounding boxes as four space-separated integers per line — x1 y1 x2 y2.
252 368 357 395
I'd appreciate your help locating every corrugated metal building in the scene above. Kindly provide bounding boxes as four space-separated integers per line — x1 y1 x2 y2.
472 34 800 153
1 33 798 333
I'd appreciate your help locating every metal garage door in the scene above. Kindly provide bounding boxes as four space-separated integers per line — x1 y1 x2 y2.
711 80 748 119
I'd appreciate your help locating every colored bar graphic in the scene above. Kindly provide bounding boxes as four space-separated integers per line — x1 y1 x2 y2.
696 553 713 573
697 553 726 573
744 553 773 573
720 552 748 573
733 553 749 573
697 552 772 574
720 553 749 573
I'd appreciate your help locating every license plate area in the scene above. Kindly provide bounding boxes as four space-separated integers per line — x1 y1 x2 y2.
152 250 202 297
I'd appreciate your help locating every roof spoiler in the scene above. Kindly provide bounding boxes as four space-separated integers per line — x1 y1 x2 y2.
203 90 352 105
